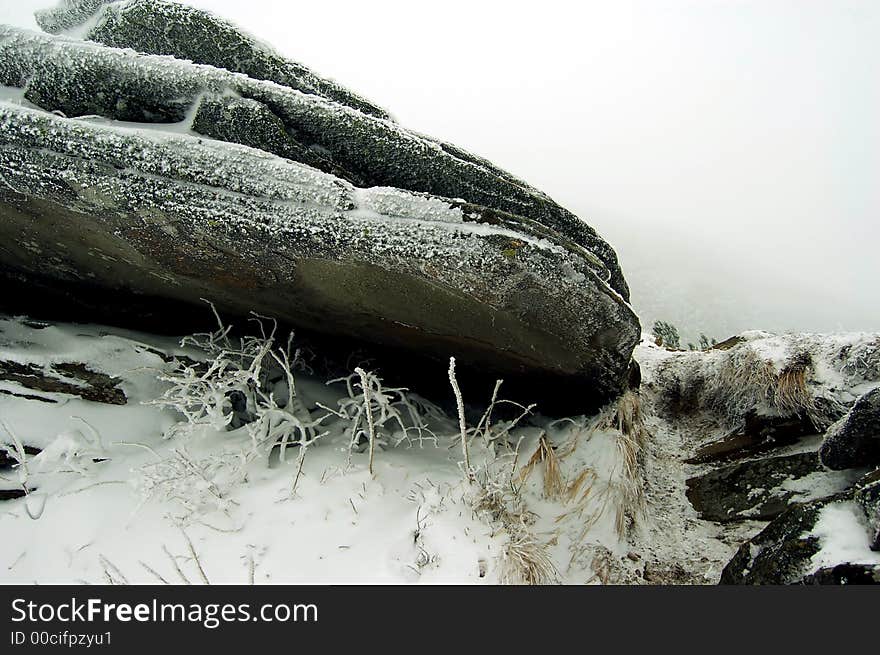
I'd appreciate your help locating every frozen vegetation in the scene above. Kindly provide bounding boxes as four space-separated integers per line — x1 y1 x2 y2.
1 315 878 584
0 314 652 584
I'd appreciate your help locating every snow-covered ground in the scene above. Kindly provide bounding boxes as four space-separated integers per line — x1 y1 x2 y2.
0 315 653 584
2 316 877 584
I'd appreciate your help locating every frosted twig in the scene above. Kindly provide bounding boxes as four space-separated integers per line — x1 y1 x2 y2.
162 544 191 585
182 531 210 585
139 561 170 585
448 358 472 481
356 367 377 475
99 554 129 585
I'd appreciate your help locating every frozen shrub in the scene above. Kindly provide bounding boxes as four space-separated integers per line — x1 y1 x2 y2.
652 320 681 350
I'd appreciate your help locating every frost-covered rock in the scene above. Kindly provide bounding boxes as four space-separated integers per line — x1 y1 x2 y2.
41 0 392 119
820 388 880 471
0 6 643 409
0 98 639 411
0 22 629 300
33 0 109 35
33 0 388 119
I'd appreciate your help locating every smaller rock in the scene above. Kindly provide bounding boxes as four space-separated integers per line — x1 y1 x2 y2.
0 360 127 404
819 387 880 471
853 468 880 551
800 563 880 585
686 410 817 464
686 451 823 522
710 335 746 351
719 494 840 584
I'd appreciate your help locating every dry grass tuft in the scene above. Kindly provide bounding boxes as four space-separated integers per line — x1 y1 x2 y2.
659 343 832 430
564 468 596 504
498 524 559 585
601 391 648 537
706 348 777 419
775 350 815 417
519 433 564 500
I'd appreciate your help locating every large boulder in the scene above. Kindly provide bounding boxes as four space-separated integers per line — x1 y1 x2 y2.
820 387 880 471
22 1 630 300
0 10 639 411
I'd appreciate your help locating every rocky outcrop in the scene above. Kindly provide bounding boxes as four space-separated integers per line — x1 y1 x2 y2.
720 494 842 585
0 7 639 411
819 387 880 471
718 467 880 584
685 411 818 464
0 359 126 404
853 469 880 551
686 451 830 522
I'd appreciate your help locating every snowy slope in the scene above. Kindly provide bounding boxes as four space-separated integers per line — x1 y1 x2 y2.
0 315 645 584
3 318 877 584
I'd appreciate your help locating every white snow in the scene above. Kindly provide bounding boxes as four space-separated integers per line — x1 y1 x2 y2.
2 321 876 585
0 316 641 585
808 502 880 570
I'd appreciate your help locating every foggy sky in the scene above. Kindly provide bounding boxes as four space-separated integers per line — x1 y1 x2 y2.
5 0 878 341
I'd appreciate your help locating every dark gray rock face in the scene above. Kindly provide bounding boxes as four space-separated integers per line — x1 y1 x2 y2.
799 563 880 585
720 487 879 584
686 452 824 522
685 411 818 465
853 469 880 551
0 11 640 411
819 388 880 471
719 494 839 584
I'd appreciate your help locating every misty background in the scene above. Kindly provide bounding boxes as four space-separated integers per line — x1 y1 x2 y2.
4 0 878 343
